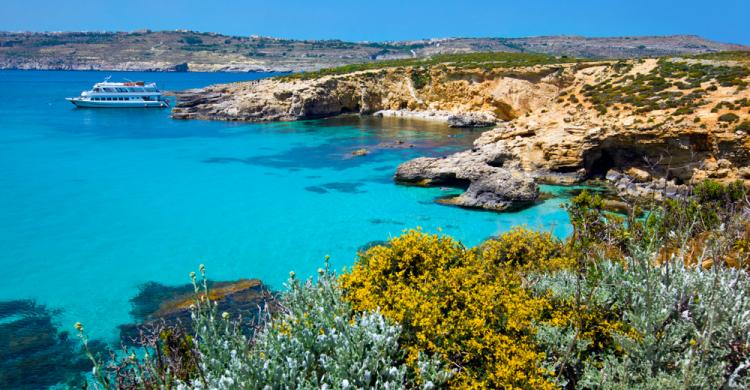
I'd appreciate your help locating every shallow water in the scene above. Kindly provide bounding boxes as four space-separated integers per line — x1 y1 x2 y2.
0 70 575 348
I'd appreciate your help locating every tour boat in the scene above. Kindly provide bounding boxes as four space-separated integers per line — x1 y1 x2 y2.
66 78 169 108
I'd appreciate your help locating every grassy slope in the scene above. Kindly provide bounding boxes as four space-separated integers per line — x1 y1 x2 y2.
278 52 585 80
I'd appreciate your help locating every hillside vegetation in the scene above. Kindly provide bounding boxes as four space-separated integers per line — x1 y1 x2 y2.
1 30 746 72
279 51 584 80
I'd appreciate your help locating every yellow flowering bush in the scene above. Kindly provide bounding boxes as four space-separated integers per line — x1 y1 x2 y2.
340 228 572 389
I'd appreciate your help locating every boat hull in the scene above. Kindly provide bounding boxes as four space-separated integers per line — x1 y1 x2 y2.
66 98 168 108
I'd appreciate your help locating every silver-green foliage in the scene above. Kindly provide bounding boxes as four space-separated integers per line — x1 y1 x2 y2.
184 266 449 389
534 245 750 389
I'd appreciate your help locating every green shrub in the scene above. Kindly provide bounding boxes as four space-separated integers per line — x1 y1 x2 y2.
181 36 203 45
410 68 431 89
535 256 750 389
719 113 741 123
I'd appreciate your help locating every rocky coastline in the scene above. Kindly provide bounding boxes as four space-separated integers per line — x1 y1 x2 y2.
171 55 750 211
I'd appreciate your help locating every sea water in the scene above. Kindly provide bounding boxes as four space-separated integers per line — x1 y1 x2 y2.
0 70 574 344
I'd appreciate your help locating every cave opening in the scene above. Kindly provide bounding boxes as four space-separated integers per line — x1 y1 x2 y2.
583 148 616 179
431 173 471 190
486 153 512 168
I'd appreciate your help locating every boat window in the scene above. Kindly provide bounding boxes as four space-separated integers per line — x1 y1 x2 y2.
94 88 101 92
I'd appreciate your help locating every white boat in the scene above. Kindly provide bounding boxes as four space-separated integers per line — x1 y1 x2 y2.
66 78 169 108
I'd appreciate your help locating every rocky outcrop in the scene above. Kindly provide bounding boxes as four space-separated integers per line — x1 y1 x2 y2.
395 144 538 211
397 58 750 204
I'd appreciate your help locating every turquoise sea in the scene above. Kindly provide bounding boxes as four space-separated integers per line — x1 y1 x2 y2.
0 70 574 366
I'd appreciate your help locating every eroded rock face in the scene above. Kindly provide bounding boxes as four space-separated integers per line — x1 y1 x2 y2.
395 144 538 211
172 65 565 123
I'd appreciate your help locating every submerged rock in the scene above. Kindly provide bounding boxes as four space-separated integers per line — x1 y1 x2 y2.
119 279 276 344
0 300 106 389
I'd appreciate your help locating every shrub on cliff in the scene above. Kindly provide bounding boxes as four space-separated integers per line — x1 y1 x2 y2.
340 228 573 388
719 112 741 123
79 265 448 389
533 187 750 388
535 255 750 389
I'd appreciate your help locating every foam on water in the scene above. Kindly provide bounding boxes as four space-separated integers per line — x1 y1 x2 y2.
0 70 573 342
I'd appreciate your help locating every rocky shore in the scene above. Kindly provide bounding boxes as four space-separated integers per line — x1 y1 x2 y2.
171 55 750 211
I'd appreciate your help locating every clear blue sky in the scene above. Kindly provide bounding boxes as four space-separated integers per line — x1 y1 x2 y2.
2 0 748 45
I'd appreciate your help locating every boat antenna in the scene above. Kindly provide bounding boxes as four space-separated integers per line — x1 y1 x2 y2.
104 75 111 82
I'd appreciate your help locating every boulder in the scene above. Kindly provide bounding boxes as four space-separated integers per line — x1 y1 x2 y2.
350 148 369 157
625 167 652 183
396 145 539 211
442 171 538 211
447 113 497 128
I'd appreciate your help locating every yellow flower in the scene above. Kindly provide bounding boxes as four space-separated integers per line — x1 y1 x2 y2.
339 228 570 388
74 322 84 332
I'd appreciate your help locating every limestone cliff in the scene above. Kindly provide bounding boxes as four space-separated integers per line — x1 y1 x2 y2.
172 64 568 123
